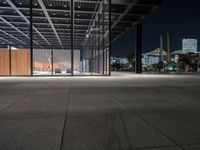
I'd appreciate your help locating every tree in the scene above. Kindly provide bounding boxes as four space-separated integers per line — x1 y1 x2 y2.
177 54 198 72
158 61 164 72
128 52 135 71
111 60 123 71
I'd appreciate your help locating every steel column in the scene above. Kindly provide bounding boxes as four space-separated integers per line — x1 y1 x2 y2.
109 0 111 76
97 13 100 73
9 45 11 75
135 22 142 74
105 49 107 75
71 0 74 75
51 47 53 75
102 0 105 75
30 0 33 75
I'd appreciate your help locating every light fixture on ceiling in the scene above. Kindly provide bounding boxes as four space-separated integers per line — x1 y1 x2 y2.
11 46 18 50
64 3 67 8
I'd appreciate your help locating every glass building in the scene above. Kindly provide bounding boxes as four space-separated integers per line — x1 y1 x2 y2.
0 0 110 76
182 38 198 53
0 0 165 76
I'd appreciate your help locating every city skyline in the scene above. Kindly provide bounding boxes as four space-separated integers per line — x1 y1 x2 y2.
112 0 200 57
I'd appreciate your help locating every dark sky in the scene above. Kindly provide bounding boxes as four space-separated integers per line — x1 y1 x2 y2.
112 0 200 57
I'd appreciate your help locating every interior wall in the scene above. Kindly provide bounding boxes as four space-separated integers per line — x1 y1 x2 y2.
11 49 30 75
0 49 10 75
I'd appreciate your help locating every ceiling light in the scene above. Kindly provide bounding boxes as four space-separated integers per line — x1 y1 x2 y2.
11 46 18 50
49 3 52 6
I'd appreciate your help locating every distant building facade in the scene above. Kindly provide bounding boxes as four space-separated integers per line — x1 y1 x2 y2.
142 48 167 67
173 39 198 55
182 38 197 53
111 57 129 65
111 57 130 70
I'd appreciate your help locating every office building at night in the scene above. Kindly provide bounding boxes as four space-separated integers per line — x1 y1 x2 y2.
182 38 197 53
172 39 198 55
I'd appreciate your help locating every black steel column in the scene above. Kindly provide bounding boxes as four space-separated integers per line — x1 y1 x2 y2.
105 49 107 75
135 22 142 74
9 45 11 76
109 0 111 76
102 51 105 74
90 50 93 75
80 48 83 73
102 0 105 75
94 19 97 73
30 0 33 76
71 0 74 75
51 47 53 75
97 13 100 73
94 34 96 73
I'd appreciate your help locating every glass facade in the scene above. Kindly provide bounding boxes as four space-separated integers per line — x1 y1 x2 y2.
0 0 110 76
182 39 198 53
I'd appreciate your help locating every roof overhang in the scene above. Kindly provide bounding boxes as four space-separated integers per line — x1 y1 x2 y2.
111 0 166 41
0 0 166 49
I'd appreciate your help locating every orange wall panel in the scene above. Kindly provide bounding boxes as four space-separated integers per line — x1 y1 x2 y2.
0 49 10 75
11 49 30 75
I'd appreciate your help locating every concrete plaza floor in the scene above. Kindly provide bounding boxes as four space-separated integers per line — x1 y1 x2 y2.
0 72 200 150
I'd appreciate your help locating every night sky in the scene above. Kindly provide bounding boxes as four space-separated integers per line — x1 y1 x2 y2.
112 0 200 57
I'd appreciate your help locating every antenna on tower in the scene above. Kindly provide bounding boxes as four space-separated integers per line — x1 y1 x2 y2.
160 34 164 62
167 32 171 62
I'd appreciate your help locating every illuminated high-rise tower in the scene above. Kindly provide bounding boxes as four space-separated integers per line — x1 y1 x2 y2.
182 39 197 53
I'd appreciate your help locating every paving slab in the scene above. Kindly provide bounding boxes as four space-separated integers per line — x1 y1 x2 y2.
0 72 199 150
0 119 64 150
183 144 200 150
